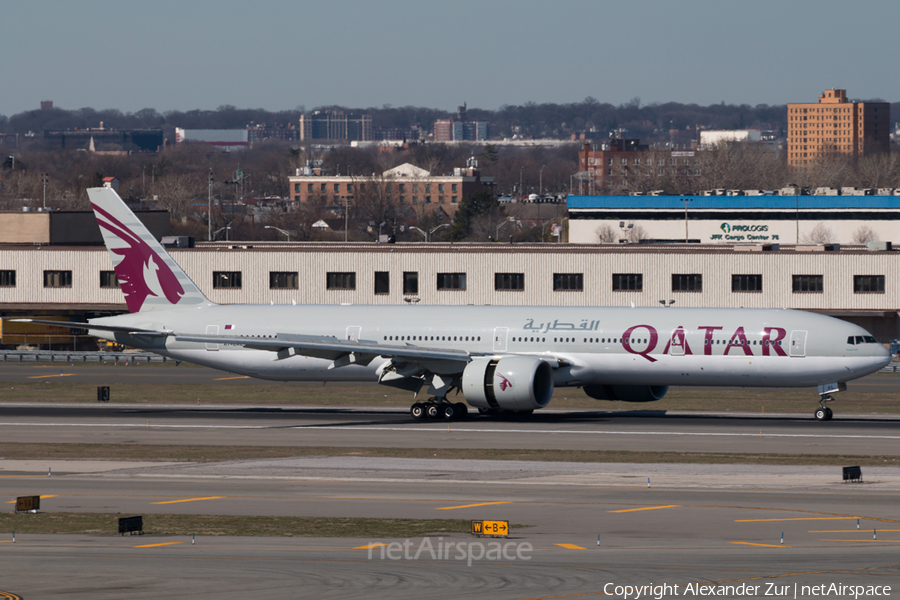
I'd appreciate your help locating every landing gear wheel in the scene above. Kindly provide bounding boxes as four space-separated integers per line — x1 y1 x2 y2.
441 404 456 420
426 404 441 419
478 407 491 415
454 403 468 419
410 403 425 420
816 394 836 421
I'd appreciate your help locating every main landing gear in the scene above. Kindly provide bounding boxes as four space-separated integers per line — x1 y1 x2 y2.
410 398 468 421
815 395 835 421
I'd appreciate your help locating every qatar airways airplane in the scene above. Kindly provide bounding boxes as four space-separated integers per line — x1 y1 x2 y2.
20 188 891 421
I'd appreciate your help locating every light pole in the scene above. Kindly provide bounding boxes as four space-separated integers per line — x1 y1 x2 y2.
680 198 693 243
497 218 517 240
41 173 48 209
207 169 213 242
788 182 799 244
410 223 449 242
519 166 524 200
539 165 545 196
265 226 290 241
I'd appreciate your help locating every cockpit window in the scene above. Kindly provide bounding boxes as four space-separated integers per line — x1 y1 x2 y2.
849 335 879 345
847 336 856 345
864 336 877 343
856 336 865 344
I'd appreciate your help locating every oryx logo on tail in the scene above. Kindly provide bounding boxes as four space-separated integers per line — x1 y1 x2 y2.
92 204 185 313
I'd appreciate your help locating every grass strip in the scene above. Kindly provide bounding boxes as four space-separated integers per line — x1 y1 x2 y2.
0 513 487 537
1 442 897 466
4 379 900 413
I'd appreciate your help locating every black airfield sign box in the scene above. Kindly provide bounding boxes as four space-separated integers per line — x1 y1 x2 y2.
15 495 40 513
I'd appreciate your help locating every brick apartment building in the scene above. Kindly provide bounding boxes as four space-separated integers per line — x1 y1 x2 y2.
288 160 494 217
577 140 701 194
787 89 890 167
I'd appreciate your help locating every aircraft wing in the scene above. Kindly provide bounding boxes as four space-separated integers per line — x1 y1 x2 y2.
172 332 474 367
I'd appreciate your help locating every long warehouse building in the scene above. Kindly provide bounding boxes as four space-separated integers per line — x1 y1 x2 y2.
1 242 898 346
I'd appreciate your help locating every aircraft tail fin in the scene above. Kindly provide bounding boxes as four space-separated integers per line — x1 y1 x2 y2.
87 187 211 313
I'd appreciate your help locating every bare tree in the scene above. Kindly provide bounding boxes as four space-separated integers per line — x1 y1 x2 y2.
595 223 618 243
802 222 836 244
625 224 649 243
153 173 202 223
851 224 877 244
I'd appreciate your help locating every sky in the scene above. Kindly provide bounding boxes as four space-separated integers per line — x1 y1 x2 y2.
2 0 898 116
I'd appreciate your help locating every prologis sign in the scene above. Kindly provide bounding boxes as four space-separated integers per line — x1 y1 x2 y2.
710 222 779 242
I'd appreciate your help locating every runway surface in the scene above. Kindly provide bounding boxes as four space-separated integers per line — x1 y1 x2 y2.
1 401 899 456
2 457 900 599
1 364 899 598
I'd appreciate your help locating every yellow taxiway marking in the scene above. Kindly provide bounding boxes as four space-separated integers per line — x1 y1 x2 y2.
0 540 16 543
435 501 510 510
27 373 74 379
133 542 182 548
213 376 251 380
353 543 386 550
730 542 790 548
151 496 225 505
554 543 586 550
736 517 857 522
608 505 680 513
6 495 58 504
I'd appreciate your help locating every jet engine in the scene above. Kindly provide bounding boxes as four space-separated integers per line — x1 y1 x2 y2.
462 356 554 411
583 384 669 403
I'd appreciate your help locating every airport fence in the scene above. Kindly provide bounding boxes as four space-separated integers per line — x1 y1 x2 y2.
0 351 169 364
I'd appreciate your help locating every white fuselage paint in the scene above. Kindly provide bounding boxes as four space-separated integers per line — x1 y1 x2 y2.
93 305 890 388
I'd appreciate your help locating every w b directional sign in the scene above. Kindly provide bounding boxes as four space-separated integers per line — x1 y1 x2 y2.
471 520 509 538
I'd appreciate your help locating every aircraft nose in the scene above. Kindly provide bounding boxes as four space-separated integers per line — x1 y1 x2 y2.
877 343 893 367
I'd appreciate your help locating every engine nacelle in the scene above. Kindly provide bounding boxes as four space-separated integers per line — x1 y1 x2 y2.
583 384 669 403
462 356 554 411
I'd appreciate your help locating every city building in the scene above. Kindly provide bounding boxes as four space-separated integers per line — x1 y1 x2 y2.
374 126 423 142
577 140 701 194
787 89 890 167
247 124 300 143
43 127 163 152
433 104 489 142
175 128 249 150
568 193 900 245
298 111 372 142
287 159 494 216
699 130 761 147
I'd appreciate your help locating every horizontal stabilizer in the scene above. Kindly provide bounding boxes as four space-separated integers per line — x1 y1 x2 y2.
11 319 168 336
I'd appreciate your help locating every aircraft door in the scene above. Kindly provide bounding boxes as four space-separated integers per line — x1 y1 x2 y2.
205 324 219 351
346 325 362 341
790 330 807 357
669 336 685 356
493 327 509 353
